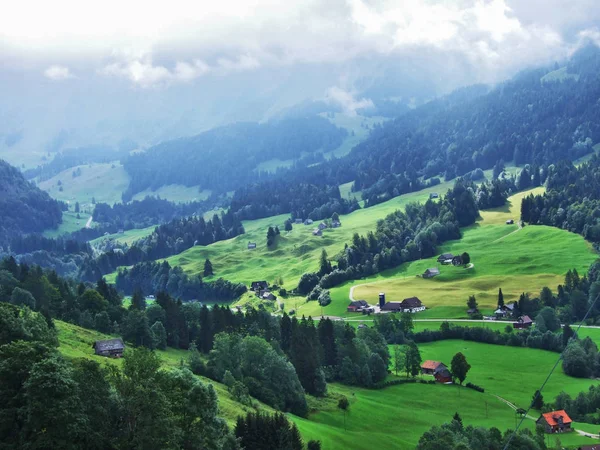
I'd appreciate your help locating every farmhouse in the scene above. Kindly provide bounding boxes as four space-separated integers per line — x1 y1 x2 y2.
381 301 404 312
401 296 425 312
304 219 313 225
294 218 303 224
250 281 269 292
93 338 125 358
494 308 508 318
437 253 454 264
347 300 369 312
506 219 514 225
318 222 327 230
423 267 440 278
261 291 277 301
513 315 533 329
421 361 453 383
332 221 341 228
429 193 439 199
247 242 257 249
536 410 573 434
312 229 322 236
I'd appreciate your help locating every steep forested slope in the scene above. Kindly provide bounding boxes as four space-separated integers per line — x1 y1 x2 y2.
229 45 600 219
0 159 63 244
122 116 347 200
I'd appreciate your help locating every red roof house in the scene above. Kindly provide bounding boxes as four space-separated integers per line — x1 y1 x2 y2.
536 410 573 433
421 360 443 375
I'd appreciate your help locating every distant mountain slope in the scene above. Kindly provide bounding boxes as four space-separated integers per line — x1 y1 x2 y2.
0 159 63 244
122 116 347 200
229 45 600 218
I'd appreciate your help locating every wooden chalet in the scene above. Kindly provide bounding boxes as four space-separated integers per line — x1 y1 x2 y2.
423 267 440 279
429 193 439 199
401 296 425 312
347 300 369 312
513 315 533 329
421 360 452 383
437 253 454 264
294 218 303 224
261 291 277 301
312 228 322 236
506 219 514 225
247 242 257 249
250 281 268 292
318 222 328 230
304 219 313 225
536 410 573 434
332 221 341 228
93 338 125 358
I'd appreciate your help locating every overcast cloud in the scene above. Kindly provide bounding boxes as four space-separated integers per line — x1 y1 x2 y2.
2 0 599 88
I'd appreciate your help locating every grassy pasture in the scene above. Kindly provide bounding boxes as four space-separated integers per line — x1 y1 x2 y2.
43 210 92 238
38 162 129 205
91 225 157 246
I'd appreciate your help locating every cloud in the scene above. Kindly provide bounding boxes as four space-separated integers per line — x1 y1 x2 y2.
325 86 373 116
43 65 74 80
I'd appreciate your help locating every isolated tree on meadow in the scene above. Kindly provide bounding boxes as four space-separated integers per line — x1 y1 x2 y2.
203 259 214 277
331 212 340 222
531 389 544 409
75 201 80 213
403 341 422 378
266 226 276 247
393 344 404 376
318 249 333 276
451 352 471 385
461 252 471 266
467 295 478 311
284 219 293 232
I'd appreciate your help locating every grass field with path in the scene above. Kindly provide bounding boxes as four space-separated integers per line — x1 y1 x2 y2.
43 210 92 238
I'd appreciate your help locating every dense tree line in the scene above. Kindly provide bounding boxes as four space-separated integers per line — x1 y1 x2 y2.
521 156 600 243
115 260 246 301
417 413 547 450
80 212 244 281
0 159 64 246
555 384 600 424
122 117 347 200
91 196 212 235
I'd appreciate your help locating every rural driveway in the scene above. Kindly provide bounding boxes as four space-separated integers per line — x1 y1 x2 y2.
85 215 93 228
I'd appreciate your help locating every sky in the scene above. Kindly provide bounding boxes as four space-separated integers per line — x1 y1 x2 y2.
1 0 599 164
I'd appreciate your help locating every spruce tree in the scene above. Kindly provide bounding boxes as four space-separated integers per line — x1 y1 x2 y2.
203 258 214 277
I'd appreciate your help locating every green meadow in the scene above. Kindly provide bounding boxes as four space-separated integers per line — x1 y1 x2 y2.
91 224 157 247
38 162 130 206
43 210 92 238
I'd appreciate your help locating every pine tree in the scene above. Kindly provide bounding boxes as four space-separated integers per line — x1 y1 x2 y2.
130 289 146 310
203 259 214 277
318 249 332 276
497 288 504 308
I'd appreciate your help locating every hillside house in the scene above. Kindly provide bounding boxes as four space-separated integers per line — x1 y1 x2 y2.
312 229 322 236
494 308 508 318
261 291 277 301
295 218 303 224
332 221 341 228
247 242 257 249
423 268 440 278
318 222 327 230
93 338 125 358
429 193 439 199
118 229 124 234
421 360 444 375
513 315 533 329
347 300 369 312
437 253 454 264
304 219 313 225
401 296 425 312
506 219 514 225
250 281 269 292
421 361 453 382
536 410 573 433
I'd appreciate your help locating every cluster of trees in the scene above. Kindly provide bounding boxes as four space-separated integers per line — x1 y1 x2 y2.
417 413 548 450
115 260 247 301
521 156 600 243
80 212 244 281
555 384 600 424
230 181 360 221
235 412 320 450
300 179 477 292
91 196 211 236
122 117 347 200
0 159 64 246
0 310 238 450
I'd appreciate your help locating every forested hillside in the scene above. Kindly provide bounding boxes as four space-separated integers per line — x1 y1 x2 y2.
228 46 600 220
521 155 600 244
122 116 347 200
0 159 64 245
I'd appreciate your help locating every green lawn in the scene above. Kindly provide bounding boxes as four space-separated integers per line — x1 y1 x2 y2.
39 162 129 206
132 184 211 203
91 225 157 246
321 113 387 160
43 210 92 238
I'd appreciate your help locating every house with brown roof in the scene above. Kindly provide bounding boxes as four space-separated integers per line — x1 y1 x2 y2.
347 300 369 312
401 296 425 312
513 315 533 329
423 267 440 278
421 360 452 383
381 301 404 312
93 338 125 358
536 410 573 433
